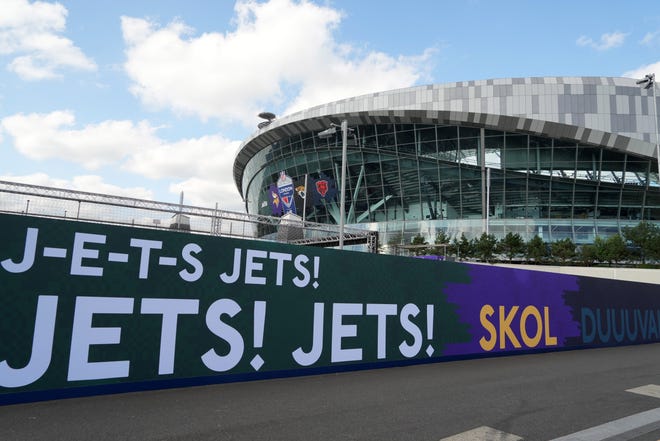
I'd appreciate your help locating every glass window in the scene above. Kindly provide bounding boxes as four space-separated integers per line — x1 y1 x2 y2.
396 128 416 156
626 154 649 174
572 182 596 219
438 139 458 162
459 137 479 165
301 135 316 152
576 146 599 181
529 136 553 173
436 125 457 140
597 186 620 209
459 126 480 138
644 190 660 220
549 179 574 218
485 134 503 168
527 176 551 218
620 188 642 206
418 126 437 156
290 136 303 153
459 167 482 218
504 133 528 170
504 176 527 206
417 126 436 141
600 150 621 172
376 124 396 152
553 144 576 179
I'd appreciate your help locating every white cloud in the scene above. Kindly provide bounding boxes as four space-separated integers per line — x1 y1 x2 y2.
641 31 660 46
284 49 434 115
622 62 660 81
122 134 240 179
122 134 243 210
1 109 244 210
0 172 154 199
169 177 243 212
0 0 96 80
122 0 432 125
576 31 627 51
1 111 162 169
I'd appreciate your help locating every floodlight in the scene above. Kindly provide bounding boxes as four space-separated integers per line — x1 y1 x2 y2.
258 112 276 121
317 126 337 139
257 112 276 129
637 74 655 89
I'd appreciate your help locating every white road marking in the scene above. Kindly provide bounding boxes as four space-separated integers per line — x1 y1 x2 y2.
549 407 660 441
443 385 660 441
439 426 523 441
627 384 660 399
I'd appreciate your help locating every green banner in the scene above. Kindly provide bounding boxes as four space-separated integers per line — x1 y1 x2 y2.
4 213 659 405
0 214 471 402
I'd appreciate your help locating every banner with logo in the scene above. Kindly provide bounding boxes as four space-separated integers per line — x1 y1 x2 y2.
267 183 283 216
276 171 296 214
310 173 337 206
1 213 659 405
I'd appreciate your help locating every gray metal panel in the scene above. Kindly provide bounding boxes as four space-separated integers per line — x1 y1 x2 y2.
234 76 659 193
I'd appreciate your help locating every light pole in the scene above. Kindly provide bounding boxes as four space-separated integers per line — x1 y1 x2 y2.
636 73 659 186
485 167 491 235
318 120 350 250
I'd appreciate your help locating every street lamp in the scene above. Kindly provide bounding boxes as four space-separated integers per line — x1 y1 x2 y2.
636 74 659 186
318 120 351 250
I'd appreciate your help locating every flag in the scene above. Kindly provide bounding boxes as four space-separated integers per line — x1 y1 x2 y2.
276 171 296 214
267 183 283 216
311 173 337 206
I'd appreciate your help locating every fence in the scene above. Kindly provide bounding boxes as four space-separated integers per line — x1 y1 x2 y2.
0 180 375 250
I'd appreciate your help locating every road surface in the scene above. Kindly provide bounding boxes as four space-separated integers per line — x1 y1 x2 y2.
3 344 660 440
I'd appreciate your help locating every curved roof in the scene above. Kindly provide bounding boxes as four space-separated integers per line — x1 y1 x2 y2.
234 76 659 197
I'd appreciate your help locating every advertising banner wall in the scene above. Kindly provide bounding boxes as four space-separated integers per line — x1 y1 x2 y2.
0 214 658 405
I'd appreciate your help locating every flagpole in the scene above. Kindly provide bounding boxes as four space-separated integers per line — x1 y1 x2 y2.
302 174 308 227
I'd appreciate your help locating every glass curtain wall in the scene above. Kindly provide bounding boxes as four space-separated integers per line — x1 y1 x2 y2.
242 123 660 241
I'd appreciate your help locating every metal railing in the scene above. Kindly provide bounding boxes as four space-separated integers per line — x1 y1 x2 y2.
0 180 374 249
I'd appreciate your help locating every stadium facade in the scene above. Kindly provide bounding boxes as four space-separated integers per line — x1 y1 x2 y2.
234 76 659 247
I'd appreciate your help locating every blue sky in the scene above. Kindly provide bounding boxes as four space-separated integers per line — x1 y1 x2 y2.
1 0 659 212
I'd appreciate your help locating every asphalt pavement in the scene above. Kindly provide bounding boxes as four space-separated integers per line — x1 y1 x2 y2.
3 343 660 441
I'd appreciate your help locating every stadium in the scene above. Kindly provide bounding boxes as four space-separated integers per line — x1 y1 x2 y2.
233 76 659 247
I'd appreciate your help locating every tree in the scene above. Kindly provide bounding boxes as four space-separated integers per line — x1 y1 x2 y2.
432 231 451 257
592 236 608 265
551 238 576 264
648 233 660 263
594 234 628 266
410 234 428 256
580 235 630 267
498 232 525 262
600 234 628 266
526 236 548 264
578 244 598 266
384 232 403 255
473 233 498 262
622 222 660 264
387 232 403 246
452 233 472 260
